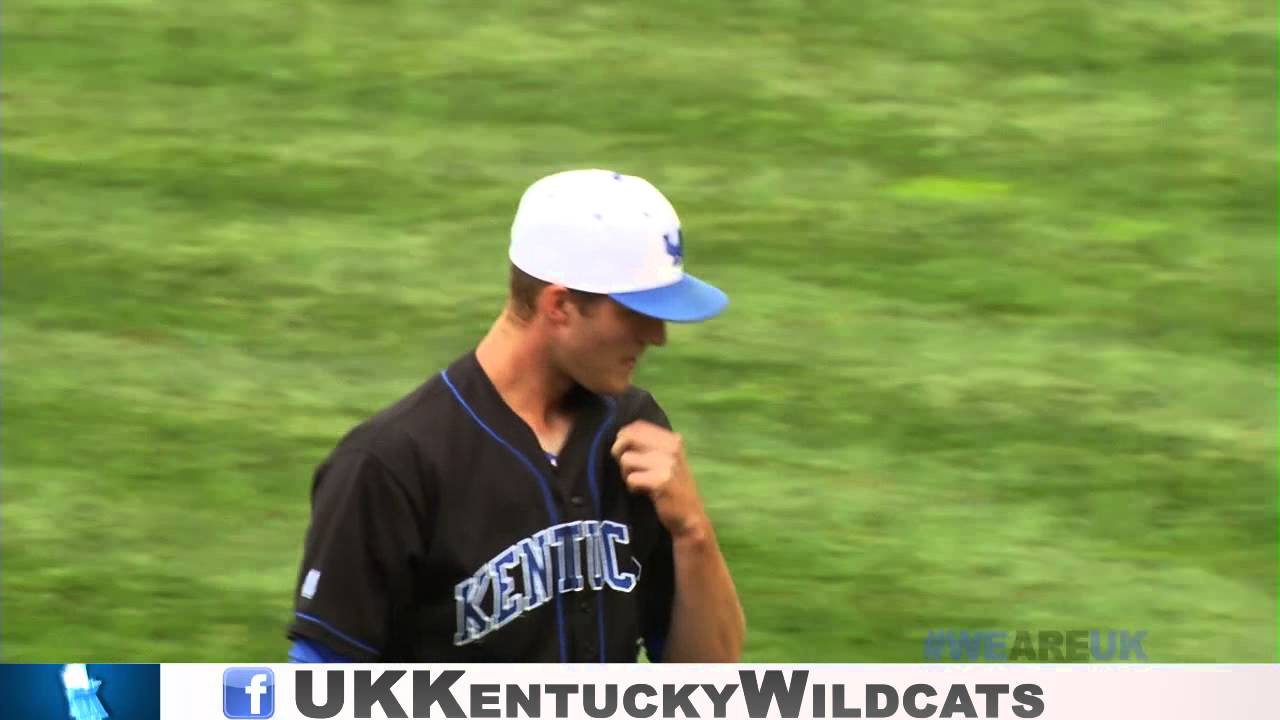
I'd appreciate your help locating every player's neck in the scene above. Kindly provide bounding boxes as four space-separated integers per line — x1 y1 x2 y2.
474 310 574 429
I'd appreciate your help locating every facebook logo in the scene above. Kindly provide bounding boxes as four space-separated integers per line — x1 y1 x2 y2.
223 667 275 719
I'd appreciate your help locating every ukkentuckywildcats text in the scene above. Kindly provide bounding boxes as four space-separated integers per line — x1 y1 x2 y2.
291 668 1046 719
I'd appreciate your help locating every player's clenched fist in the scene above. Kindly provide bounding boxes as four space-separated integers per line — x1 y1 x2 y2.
610 420 708 541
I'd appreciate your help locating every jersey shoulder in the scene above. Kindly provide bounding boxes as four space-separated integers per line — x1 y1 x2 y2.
613 384 674 430
322 366 456 482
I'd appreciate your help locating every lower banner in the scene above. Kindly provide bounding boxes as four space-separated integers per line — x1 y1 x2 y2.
170 663 1271 719
0 663 1272 719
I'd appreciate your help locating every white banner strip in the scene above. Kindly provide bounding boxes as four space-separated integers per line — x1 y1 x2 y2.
164 663 1276 720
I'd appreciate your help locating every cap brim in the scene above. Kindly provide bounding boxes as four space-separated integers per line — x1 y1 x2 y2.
609 273 728 323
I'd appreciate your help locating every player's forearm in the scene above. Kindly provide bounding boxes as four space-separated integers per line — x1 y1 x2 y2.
661 519 746 662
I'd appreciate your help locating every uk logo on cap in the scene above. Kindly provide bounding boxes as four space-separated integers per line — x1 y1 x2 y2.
663 230 683 266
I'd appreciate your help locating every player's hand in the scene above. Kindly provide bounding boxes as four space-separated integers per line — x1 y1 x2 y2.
610 420 709 541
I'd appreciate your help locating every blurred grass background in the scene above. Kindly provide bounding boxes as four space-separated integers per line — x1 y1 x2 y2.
2 0 1276 662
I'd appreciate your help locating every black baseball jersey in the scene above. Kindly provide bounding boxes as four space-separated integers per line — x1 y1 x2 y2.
286 350 676 662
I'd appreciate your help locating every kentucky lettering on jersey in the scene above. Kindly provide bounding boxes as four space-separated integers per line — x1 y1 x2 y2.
454 520 639 646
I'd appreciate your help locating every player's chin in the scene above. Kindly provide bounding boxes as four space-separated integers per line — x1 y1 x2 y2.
594 370 633 396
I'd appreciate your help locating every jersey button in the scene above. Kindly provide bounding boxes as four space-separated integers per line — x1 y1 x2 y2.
570 495 586 507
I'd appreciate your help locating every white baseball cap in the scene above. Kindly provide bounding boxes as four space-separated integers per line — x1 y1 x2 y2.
509 169 729 323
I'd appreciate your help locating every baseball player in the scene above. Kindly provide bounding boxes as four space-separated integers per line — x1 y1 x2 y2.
286 169 746 663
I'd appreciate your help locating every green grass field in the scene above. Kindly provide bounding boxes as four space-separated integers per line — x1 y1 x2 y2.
3 0 1276 663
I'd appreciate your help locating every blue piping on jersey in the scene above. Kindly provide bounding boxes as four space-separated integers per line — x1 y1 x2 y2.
585 398 616 663
294 611 379 655
584 399 614 515
441 369 568 664
289 637 352 663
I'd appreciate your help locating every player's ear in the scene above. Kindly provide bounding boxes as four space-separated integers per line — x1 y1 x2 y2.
538 284 575 326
